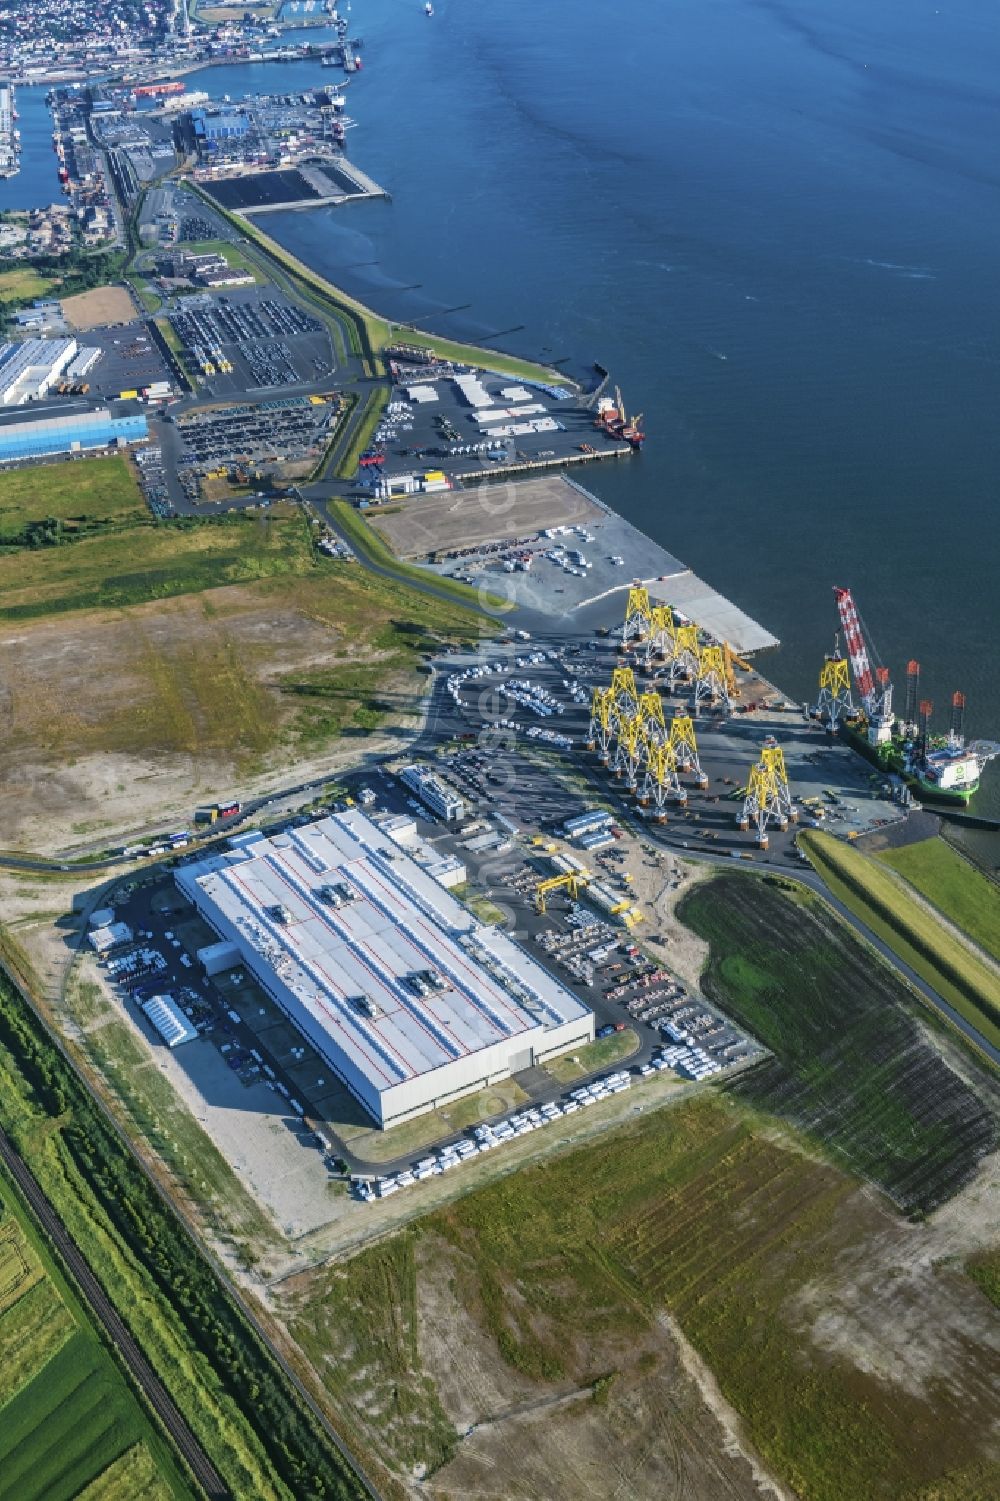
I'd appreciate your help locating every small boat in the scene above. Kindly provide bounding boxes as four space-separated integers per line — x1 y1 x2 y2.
425 2 433 13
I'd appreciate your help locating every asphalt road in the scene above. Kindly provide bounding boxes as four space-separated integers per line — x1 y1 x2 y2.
0 1122 230 1501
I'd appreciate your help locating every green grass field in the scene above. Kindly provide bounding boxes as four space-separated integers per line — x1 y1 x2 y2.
0 505 313 621
0 1171 193 1501
543 1027 640 1083
679 871 998 1213
0 267 56 305
877 836 1000 963
0 456 146 542
290 1092 1000 1501
802 830 1000 1050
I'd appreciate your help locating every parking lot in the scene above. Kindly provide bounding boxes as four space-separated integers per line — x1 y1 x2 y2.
76 320 174 400
166 287 332 394
172 394 338 496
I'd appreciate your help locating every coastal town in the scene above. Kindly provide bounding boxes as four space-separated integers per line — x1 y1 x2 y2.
0 7 997 1501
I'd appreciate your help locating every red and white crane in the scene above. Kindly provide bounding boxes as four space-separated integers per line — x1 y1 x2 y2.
833 587 895 743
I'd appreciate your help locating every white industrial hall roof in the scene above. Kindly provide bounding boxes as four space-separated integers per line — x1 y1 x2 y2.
177 810 591 1120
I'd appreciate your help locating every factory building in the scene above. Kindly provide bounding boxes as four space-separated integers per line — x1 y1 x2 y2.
0 407 148 464
176 810 594 1128
0 336 78 405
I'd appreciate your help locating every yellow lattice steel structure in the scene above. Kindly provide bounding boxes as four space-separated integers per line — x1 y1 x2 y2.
694 643 732 710
738 735 797 846
641 738 682 817
664 622 700 687
587 685 614 761
816 649 854 730
642 605 673 668
535 872 586 913
612 712 647 789
609 666 639 724
637 689 666 738
668 713 707 790
623 583 652 645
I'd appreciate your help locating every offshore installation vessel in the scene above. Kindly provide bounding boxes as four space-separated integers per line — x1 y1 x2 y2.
811 586 999 806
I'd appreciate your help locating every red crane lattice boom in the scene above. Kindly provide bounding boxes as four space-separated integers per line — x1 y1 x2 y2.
833 587 875 709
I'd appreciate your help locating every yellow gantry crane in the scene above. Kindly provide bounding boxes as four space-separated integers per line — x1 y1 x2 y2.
535 872 586 913
723 642 752 699
738 736 797 847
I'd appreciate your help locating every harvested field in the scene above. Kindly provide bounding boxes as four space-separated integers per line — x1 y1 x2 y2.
60 286 137 329
369 472 603 559
283 1094 1000 1501
679 872 999 1213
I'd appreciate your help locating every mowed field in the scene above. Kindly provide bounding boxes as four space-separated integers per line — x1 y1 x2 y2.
0 1174 190 1501
283 1090 1000 1501
679 872 999 1213
0 455 147 541
877 835 1000 963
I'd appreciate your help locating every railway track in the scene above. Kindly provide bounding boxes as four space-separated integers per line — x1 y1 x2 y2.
0 1123 229 1501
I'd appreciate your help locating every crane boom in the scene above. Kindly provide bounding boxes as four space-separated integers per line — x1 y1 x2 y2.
833 587 876 709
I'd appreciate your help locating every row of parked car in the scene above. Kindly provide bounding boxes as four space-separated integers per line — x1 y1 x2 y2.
354 1071 635 1202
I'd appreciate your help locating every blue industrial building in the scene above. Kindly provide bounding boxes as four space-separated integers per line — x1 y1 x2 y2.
191 109 250 143
0 408 148 464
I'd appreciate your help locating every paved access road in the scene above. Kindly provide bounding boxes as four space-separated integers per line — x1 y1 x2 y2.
0 1123 230 1501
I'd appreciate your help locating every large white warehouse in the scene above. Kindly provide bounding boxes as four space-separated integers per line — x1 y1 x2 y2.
176 810 594 1128
0 337 78 405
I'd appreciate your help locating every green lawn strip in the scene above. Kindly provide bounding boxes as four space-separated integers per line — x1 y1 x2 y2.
801 831 1000 1051
334 384 390 479
0 506 315 621
348 1079 528 1166
678 871 998 1213
385 326 574 387
309 1092 999 1500
126 276 160 315
0 972 369 1500
543 1027 640 1084
0 455 146 543
326 498 510 613
876 836 1000 964
0 1165 193 1501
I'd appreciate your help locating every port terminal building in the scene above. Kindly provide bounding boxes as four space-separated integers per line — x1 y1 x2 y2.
176 810 594 1128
